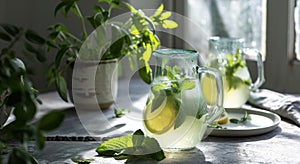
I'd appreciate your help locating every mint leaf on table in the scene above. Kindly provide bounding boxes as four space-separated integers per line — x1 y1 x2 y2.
96 129 165 162
72 158 94 164
114 107 130 118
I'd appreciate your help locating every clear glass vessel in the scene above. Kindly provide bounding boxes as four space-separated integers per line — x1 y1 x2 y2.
143 49 224 151
203 37 265 108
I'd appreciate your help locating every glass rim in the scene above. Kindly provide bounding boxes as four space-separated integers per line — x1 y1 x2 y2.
153 49 198 58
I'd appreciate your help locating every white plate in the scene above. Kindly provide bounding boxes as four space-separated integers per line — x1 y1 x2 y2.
209 107 281 137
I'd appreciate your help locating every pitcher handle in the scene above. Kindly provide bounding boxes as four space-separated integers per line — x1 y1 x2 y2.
197 66 224 123
243 48 265 91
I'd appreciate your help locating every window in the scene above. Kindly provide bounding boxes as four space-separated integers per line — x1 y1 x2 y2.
186 0 264 52
182 0 300 93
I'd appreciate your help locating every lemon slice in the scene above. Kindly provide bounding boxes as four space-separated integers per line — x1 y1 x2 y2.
215 111 229 124
144 96 178 134
201 74 217 105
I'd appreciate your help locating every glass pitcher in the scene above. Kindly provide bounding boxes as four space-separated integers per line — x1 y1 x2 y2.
204 37 265 108
143 49 224 151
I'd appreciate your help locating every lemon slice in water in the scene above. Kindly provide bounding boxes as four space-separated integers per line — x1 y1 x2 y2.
144 96 178 134
201 74 217 105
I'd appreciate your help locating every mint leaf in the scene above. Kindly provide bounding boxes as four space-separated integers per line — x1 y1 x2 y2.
151 91 166 112
72 158 94 164
114 108 125 118
141 137 165 161
229 118 239 124
230 112 251 124
151 83 167 94
181 80 195 90
96 134 133 156
240 111 251 122
37 110 64 131
244 79 251 86
96 129 165 161
132 129 144 146
208 122 225 129
224 49 249 90
174 104 185 129
166 65 176 80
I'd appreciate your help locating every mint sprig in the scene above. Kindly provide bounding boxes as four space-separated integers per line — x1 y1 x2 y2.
224 49 250 90
229 111 251 124
150 65 200 129
96 129 165 162
72 158 94 164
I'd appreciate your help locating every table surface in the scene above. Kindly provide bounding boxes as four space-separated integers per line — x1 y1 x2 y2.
27 78 300 164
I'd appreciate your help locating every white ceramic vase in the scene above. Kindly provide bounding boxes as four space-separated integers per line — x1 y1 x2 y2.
70 59 118 109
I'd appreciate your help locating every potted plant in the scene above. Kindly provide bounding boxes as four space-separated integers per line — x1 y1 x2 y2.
0 24 64 163
46 0 178 109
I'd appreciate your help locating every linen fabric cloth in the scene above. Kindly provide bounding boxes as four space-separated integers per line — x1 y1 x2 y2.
248 89 300 126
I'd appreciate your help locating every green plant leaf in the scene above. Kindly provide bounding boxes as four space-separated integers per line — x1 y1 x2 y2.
8 148 38 164
72 158 94 164
35 130 45 150
160 11 171 20
142 44 152 63
122 2 137 13
54 1 67 16
24 42 38 54
142 137 165 161
55 46 69 69
25 30 45 45
96 134 133 157
162 20 178 29
229 118 239 124
0 24 20 36
132 129 144 146
153 4 164 17
138 65 152 84
61 0 79 17
108 25 124 58
37 110 64 131
0 32 12 41
181 80 196 90
148 31 160 50
24 98 37 121
55 74 68 102
93 5 104 13
46 67 56 86
96 129 165 161
24 42 46 62
98 0 110 3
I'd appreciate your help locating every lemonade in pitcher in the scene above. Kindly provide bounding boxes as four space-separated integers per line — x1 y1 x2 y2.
144 78 208 150
203 37 265 108
143 49 224 151
202 50 251 108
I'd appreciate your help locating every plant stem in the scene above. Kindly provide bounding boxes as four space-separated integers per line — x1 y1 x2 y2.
74 2 88 40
